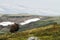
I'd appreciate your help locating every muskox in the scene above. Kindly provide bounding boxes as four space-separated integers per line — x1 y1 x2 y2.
0 22 20 33
10 23 19 33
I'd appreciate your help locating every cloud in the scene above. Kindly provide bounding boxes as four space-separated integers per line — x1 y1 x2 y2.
0 0 60 16
0 8 5 11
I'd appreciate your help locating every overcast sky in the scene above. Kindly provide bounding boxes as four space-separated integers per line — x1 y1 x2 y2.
0 0 60 16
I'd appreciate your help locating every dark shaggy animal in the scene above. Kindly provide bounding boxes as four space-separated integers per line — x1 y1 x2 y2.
10 23 19 33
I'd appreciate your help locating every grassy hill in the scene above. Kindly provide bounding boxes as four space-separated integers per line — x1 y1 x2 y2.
0 21 60 40
19 20 56 32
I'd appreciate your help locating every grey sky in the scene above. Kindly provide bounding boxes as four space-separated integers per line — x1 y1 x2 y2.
0 0 60 16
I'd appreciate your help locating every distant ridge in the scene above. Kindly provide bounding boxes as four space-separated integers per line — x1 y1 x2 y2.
1 13 34 17
0 13 4 17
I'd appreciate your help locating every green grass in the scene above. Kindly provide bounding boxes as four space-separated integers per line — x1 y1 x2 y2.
0 24 60 40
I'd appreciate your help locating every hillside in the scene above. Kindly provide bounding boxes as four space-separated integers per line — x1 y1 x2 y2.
0 14 49 23
0 20 56 33
0 22 60 40
0 14 60 40
19 20 56 32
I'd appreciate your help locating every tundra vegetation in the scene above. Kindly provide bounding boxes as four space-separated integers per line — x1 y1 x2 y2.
0 20 60 40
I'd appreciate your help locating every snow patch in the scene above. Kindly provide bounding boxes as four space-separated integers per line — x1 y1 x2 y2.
20 18 40 25
0 21 14 26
